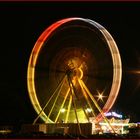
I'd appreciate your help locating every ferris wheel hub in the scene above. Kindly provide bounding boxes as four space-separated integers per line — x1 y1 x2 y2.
66 67 83 81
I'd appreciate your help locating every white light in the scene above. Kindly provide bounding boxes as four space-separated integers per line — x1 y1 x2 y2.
96 90 106 102
105 112 112 116
104 112 122 118
60 108 66 113
99 122 129 126
86 108 92 113
99 94 103 99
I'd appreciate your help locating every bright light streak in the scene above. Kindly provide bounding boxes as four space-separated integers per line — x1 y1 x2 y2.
127 70 140 74
99 122 129 126
127 70 140 93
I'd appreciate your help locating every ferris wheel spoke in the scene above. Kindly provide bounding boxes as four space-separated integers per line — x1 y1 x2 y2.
46 75 66 123
67 76 82 135
68 77 90 122
79 79 116 133
78 79 96 118
79 79 105 114
33 74 67 124
68 75 89 122
54 88 70 123
65 94 72 123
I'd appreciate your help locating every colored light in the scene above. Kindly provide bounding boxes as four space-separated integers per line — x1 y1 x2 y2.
104 112 122 118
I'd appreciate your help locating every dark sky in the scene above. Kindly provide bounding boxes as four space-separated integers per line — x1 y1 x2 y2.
0 2 140 125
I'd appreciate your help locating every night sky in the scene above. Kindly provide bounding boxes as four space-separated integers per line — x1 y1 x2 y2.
0 2 140 125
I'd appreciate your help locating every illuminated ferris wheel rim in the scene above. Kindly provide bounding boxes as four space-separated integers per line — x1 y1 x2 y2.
27 17 122 123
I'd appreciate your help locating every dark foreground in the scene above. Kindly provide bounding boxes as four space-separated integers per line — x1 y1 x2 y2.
0 132 140 139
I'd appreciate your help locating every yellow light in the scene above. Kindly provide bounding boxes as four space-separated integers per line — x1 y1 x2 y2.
60 108 66 113
78 68 83 79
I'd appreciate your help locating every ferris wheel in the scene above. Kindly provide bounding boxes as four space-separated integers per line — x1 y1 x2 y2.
27 18 122 125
